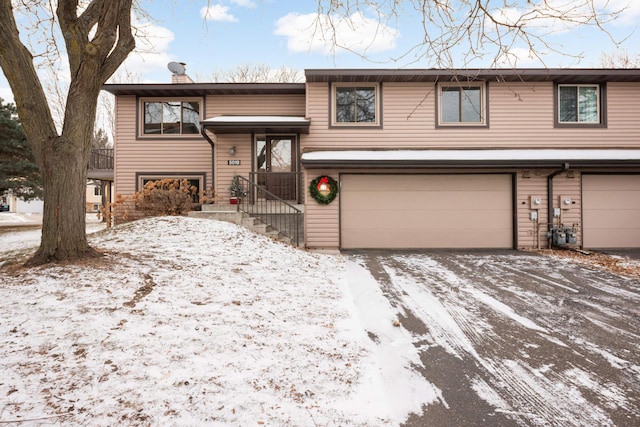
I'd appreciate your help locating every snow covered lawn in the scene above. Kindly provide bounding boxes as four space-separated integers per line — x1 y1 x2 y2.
0 217 432 426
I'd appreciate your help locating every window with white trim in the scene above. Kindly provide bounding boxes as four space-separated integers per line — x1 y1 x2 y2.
332 83 380 126
438 83 486 126
141 98 201 135
557 84 600 124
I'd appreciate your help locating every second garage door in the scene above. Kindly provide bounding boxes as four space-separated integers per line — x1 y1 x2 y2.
340 174 513 249
583 174 640 248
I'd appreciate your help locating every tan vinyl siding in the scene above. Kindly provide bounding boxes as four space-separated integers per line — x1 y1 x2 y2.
216 134 252 201
516 171 549 249
514 170 581 249
114 96 211 198
304 82 640 150
552 173 581 245
114 93 305 200
304 169 340 248
206 95 305 117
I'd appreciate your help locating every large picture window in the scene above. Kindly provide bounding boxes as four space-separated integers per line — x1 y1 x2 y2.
332 84 380 126
438 83 486 126
558 84 600 124
142 99 201 135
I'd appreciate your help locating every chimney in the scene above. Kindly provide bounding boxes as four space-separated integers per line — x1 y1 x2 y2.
168 62 194 84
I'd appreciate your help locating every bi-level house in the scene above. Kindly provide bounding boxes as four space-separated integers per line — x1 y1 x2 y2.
103 68 640 250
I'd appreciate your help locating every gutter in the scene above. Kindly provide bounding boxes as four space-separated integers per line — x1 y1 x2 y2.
547 163 569 238
200 128 216 192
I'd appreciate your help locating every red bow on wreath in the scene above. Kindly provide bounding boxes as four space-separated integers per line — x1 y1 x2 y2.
317 176 329 191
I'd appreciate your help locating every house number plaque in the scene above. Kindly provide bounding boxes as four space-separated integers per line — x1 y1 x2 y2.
227 160 241 166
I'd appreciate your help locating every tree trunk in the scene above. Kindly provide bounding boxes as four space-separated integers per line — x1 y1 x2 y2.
0 0 135 264
28 77 103 264
28 135 98 264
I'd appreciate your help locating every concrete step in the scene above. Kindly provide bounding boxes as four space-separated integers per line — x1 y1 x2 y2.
190 208 304 247
251 223 273 234
188 210 243 224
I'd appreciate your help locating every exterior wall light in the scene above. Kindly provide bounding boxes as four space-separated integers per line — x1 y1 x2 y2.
229 145 236 156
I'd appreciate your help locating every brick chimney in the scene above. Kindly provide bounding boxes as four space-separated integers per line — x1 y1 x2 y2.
168 62 194 83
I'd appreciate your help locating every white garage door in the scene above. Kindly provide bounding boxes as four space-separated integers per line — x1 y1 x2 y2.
340 174 513 249
583 175 640 248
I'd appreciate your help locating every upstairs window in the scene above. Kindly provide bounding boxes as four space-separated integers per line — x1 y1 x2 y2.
557 84 600 124
438 83 486 126
142 99 201 135
332 83 380 126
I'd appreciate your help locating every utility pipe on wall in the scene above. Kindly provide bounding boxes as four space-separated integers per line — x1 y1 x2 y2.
547 163 569 247
201 129 216 192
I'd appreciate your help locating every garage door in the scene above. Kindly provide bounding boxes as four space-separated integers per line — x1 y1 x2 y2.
341 174 513 249
583 175 640 248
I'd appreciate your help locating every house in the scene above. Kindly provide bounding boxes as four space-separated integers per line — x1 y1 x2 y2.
102 68 640 250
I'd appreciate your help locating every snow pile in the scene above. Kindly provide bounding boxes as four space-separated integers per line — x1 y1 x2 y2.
0 217 433 426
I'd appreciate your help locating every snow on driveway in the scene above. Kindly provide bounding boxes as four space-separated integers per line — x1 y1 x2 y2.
0 217 435 426
349 252 640 426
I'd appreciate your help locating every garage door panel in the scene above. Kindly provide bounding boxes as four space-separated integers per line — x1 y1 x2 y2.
343 191 510 210
584 210 640 225
341 174 513 249
583 230 640 248
345 210 512 230
583 175 640 248
342 227 511 249
582 191 640 207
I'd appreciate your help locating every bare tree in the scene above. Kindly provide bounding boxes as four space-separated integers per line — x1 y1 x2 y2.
600 50 640 68
209 64 303 83
0 0 135 264
315 0 626 67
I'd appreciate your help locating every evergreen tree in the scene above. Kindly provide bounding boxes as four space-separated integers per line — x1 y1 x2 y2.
0 98 42 201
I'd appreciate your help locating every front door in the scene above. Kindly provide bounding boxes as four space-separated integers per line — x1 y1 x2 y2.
256 136 296 200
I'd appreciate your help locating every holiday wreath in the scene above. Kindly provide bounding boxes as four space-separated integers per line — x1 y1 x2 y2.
309 175 338 204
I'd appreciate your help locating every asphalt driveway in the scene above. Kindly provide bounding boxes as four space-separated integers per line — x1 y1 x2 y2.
345 250 640 427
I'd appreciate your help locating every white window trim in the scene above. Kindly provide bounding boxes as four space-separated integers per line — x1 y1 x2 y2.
331 82 381 127
438 82 487 126
557 84 600 124
139 97 203 137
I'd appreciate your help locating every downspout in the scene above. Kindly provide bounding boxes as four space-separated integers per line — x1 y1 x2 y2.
201 128 216 193
547 162 569 246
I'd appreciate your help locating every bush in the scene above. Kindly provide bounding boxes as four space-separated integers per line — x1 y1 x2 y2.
110 179 198 224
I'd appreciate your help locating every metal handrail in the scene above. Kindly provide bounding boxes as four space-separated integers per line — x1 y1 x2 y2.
234 175 303 247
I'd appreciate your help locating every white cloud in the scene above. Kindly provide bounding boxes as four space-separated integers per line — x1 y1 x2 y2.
200 4 238 22
113 19 176 83
495 47 545 67
495 0 640 33
274 12 398 55
594 0 640 25
230 0 257 8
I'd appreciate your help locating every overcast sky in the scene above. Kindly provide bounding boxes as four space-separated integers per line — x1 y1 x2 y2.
1 0 639 104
